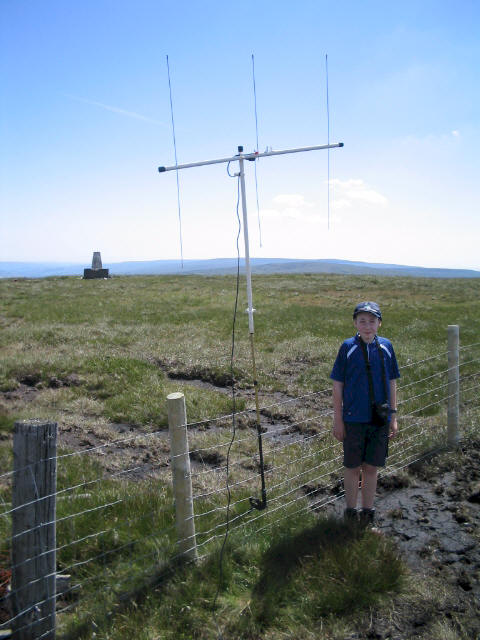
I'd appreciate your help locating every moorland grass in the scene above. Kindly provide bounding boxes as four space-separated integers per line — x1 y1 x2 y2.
60 512 405 640
1 273 479 638
1 274 479 426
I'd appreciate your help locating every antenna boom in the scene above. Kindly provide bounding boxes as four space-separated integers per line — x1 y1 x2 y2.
158 142 344 173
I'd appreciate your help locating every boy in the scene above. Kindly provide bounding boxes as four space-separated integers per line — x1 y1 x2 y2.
330 301 400 527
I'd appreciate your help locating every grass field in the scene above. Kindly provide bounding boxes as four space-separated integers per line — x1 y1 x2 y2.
1 273 478 422
1 273 479 639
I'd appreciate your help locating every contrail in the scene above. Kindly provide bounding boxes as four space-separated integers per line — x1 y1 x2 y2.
65 94 165 126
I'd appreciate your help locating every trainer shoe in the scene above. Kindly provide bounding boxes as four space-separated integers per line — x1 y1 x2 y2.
359 508 382 534
343 507 358 522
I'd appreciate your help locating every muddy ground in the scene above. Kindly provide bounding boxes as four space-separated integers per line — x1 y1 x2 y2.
1 383 479 638
327 438 480 640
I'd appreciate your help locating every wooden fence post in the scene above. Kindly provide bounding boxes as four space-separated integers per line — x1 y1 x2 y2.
447 325 460 447
11 420 57 640
167 393 197 561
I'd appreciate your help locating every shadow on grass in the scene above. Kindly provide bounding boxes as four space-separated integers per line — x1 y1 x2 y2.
61 515 404 640
247 515 404 633
61 555 190 640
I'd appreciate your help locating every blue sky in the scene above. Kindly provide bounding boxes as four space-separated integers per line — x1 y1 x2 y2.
1 0 479 269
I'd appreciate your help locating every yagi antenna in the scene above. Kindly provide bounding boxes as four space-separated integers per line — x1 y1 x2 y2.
158 140 344 510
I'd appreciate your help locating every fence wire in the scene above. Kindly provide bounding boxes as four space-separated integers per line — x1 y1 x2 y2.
1 341 479 638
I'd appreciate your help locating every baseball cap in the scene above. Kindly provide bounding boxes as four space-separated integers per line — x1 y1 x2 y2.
353 301 382 320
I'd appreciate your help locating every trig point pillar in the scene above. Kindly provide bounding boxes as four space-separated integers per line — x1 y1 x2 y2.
83 251 109 279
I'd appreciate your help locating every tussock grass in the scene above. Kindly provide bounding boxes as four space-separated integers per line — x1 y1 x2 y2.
1 273 480 638
246 517 403 627
59 511 405 640
1 274 479 423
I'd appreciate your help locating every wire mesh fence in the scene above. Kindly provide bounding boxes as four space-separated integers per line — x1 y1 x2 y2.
0 334 479 638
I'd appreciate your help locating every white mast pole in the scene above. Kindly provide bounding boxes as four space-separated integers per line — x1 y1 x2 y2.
158 140 344 511
158 142 344 335
237 145 266 509
237 147 255 334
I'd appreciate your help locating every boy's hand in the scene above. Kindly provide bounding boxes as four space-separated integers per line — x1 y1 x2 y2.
389 416 398 439
332 417 345 442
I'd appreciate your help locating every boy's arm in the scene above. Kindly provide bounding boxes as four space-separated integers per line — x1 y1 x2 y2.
389 379 398 438
332 380 345 442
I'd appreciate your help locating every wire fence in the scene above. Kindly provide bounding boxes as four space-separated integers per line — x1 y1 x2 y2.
0 335 479 638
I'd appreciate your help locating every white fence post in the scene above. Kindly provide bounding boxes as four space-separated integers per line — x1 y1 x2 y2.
447 325 460 447
11 420 57 640
167 393 197 561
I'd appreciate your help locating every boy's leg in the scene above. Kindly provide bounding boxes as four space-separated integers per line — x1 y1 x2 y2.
360 463 378 510
343 423 364 511
344 466 361 509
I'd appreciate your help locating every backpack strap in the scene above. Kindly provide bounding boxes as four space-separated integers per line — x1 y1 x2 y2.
375 336 389 402
358 335 389 405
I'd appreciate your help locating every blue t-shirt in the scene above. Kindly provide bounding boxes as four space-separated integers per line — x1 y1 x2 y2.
330 334 400 423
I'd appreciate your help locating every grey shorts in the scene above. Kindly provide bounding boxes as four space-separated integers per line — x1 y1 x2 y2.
343 422 389 469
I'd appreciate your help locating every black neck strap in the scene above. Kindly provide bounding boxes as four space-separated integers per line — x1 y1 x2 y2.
358 335 388 404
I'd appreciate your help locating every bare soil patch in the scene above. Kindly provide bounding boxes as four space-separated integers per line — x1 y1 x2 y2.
2 373 479 638
328 438 480 639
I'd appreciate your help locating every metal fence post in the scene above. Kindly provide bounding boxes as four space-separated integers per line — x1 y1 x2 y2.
447 325 460 447
11 420 57 640
167 393 197 561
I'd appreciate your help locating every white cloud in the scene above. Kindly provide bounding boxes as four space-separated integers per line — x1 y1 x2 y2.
330 179 388 207
260 193 321 223
259 182 387 225
330 198 352 210
272 194 315 209
398 130 462 146
261 207 284 219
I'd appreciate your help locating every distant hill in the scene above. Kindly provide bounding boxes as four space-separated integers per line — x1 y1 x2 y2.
1 258 479 279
